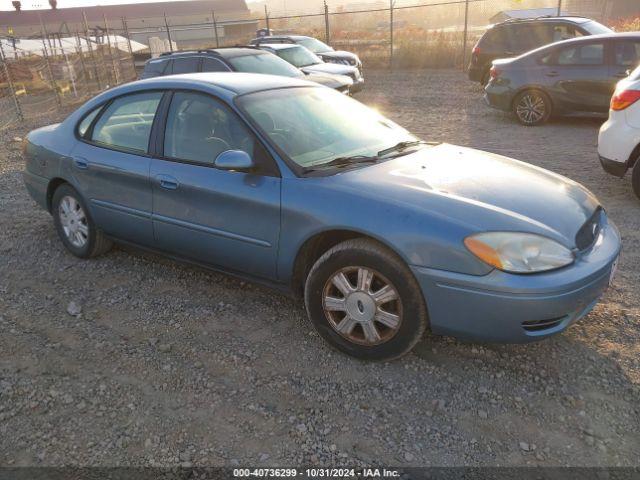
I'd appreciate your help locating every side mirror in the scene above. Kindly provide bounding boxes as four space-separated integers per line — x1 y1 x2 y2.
214 150 254 172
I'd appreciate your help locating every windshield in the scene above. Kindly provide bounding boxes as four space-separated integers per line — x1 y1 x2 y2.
228 53 304 78
239 87 419 170
581 20 613 35
276 45 322 68
297 37 334 53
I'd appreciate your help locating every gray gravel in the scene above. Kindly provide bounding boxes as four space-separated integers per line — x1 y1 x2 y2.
0 69 638 467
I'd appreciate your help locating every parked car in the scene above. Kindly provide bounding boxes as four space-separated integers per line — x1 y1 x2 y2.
23 73 621 360
140 48 353 93
598 64 640 198
249 34 362 72
469 16 612 85
255 43 364 92
484 33 640 125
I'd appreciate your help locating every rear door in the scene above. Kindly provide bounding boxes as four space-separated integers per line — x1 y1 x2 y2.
541 40 610 112
70 90 164 245
149 90 282 280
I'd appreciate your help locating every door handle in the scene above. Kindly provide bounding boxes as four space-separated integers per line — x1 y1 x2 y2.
73 157 89 169
156 174 179 190
545 71 559 77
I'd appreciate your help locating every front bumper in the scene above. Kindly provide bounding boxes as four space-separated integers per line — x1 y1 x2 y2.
410 219 621 343
599 155 628 178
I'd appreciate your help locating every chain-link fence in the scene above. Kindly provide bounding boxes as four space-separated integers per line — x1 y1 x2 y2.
0 27 137 132
1 0 636 132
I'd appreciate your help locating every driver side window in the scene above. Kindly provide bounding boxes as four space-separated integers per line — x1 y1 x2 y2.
164 91 255 165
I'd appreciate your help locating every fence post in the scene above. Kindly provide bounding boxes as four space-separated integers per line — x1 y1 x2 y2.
83 11 103 91
75 31 91 94
0 42 23 122
557 0 562 16
389 0 394 69
164 13 174 51
41 44 63 108
461 0 469 72
121 17 137 79
212 10 220 48
324 1 330 46
103 15 120 84
264 5 270 33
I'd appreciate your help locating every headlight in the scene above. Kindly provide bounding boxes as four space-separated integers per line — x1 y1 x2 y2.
464 232 574 273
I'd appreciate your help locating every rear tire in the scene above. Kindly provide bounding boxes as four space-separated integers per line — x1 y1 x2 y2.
633 158 640 200
304 238 428 361
513 89 552 126
52 184 113 259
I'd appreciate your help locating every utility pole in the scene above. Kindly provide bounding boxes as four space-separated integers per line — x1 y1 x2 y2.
461 0 469 72
212 10 220 48
389 0 394 69
324 1 330 45
557 0 562 16
264 5 270 33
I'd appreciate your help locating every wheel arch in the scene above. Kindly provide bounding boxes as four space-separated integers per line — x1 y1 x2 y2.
290 228 408 298
628 141 640 170
46 177 69 213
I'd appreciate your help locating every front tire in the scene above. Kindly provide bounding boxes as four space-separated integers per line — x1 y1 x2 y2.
304 239 427 361
633 159 640 200
513 89 552 126
52 184 113 258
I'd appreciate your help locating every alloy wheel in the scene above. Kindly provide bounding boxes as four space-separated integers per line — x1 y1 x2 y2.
58 195 89 248
322 266 403 346
516 92 546 125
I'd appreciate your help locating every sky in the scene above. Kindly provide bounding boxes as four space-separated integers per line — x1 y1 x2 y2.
2 0 259 10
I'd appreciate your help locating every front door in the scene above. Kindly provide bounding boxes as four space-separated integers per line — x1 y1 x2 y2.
150 91 281 280
70 90 163 245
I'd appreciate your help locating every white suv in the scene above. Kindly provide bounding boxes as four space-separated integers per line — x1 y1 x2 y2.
598 65 640 199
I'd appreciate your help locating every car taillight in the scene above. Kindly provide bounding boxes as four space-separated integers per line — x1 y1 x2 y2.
472 46 480 56
610 89 640 111
490 66 500 79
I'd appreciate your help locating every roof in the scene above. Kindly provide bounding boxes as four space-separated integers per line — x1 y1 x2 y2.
0 0 248 27
135 72 314 95
257 43 300 51
156 47 265 59
492 8 564 20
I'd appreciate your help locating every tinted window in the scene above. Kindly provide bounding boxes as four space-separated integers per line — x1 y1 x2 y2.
91 91 162 153
510 25 553 52
77 107 101 137
201 57 230 72
581 20 613 35
164 92 255 165
482 26 508 48
144 59 168 76
227 52 303 78
171 57 200 74
615 41 640 67
556 43 604 65
551 24 583 42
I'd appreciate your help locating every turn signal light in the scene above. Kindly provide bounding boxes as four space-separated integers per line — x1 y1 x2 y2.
610 89 640 111
489 66 500 79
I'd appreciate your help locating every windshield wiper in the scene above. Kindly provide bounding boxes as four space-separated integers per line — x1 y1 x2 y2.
302 155 378 173
377 140 428 157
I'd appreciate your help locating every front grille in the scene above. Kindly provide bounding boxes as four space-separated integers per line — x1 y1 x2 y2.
575 207 603 251
521 317 565 332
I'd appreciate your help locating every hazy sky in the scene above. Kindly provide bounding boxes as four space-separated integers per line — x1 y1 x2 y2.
2 0 259 10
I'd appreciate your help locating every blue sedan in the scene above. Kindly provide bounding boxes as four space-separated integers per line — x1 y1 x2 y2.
23 73 621 360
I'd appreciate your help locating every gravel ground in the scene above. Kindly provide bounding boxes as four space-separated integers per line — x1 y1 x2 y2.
0 69 638 468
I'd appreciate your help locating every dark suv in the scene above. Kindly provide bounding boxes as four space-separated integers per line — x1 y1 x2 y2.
140 48 353 93
468 16 612 85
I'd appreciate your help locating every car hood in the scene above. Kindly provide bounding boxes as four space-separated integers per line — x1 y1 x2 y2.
332 143 599 247
318 50 359 63
301 63 358 77
304 72 353 89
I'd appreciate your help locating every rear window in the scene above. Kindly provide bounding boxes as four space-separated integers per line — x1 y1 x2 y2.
480 26 508 48
144 59 168 76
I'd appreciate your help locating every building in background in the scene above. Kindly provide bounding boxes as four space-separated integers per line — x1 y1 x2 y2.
0 0 258 48
563 0 639 20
